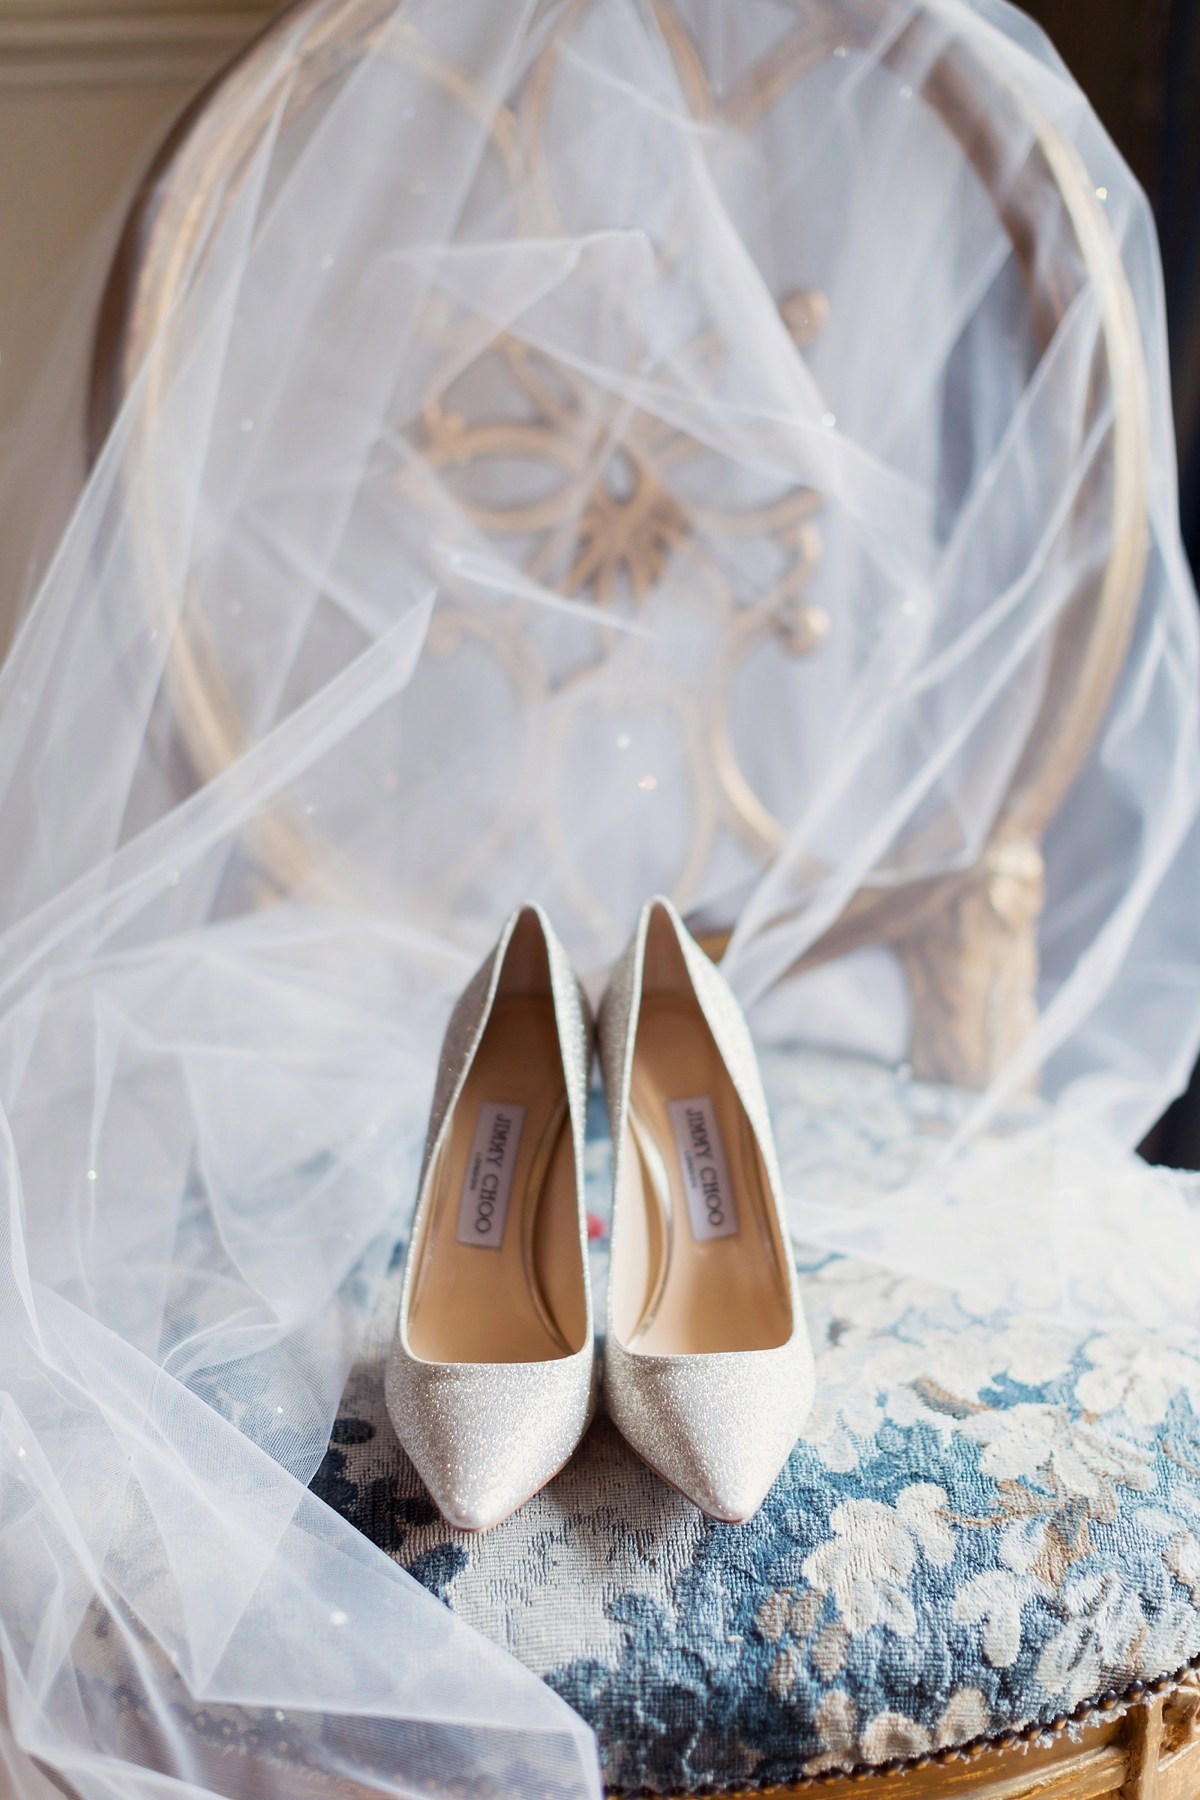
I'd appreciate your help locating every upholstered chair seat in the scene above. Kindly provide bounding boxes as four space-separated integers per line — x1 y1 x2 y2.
314 1047 1200 1795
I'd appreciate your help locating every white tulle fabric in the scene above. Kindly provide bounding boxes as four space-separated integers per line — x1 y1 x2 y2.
2 0 1200 1792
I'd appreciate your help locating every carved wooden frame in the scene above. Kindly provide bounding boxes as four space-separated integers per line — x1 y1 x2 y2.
727 1683 1200 1800
89 0 1149 1097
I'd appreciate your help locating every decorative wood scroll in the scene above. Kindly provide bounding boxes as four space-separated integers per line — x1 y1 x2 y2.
89 0 1149 1090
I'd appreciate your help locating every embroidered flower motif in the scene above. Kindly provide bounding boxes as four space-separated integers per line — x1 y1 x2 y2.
987 1317 1077 1388
959 1403 1156 1502
1164 1528 1200 1601
803 1690 857 1776
952 1567 1042 1668
324 1049 1200 1797
754 1586 818 1644
859 1710 933 1763
935 1689 991 1746
1135 1506 1200 1603
803 1483 955 1638
792 1234 1089 1477
800 1370 886 1472
1035 1571 1150 1706
767 1642 809 1698
805 1688 990 1777
1076 1331 1200 1427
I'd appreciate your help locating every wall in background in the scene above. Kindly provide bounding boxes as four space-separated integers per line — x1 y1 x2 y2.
0 0 272 436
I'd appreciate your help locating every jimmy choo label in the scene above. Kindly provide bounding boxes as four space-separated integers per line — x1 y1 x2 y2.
455 1101 526 1249
666 1094 739 1242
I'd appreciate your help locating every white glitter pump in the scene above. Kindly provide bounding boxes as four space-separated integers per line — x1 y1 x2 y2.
599 897 816 1523
386 906 597 1531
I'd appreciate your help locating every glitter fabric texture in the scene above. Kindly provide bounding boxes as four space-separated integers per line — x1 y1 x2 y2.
599 898 817 1521
386 905 598 1529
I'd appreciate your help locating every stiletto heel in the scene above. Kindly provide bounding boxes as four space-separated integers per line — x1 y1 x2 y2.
599 896 814 1522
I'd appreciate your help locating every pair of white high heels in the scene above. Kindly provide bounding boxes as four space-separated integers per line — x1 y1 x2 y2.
386 897 815 1531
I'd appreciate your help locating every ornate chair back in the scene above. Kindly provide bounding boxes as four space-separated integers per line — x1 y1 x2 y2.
89 0 1150 1092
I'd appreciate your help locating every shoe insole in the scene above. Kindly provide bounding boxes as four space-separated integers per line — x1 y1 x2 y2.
612 992 792 1355
408 996 585 1363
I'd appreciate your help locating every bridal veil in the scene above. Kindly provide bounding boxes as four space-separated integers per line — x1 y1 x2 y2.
2 0 1199 1793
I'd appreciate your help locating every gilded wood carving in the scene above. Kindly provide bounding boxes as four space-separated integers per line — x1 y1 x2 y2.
89 0 1149 1092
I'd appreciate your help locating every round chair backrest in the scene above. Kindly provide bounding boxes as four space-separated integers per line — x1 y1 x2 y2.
88 0 1150 1091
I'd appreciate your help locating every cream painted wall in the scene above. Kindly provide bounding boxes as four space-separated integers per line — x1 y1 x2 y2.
0 0 273 433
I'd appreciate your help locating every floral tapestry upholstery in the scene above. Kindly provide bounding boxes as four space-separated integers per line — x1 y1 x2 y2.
313 1050 1200 1794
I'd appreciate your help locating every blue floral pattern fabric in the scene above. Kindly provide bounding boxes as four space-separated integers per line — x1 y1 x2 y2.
313 1051 1200 1794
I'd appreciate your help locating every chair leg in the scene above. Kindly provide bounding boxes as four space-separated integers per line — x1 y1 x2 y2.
1122 1697 1164 1800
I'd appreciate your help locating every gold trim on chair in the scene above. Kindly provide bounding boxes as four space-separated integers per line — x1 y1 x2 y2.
646 1682 1200 1798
